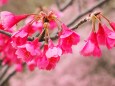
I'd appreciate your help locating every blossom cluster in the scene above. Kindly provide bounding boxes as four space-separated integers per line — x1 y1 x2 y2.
0 10 80 71
80 13 115 57
0 10 115 71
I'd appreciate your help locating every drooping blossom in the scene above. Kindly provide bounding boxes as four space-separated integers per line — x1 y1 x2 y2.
46 39 62 58
97 23 106 45
1 39 21 67
11 29 28 48
27 60 36 71
59 24 80 53
80 31 101 57
49 20 57 30
97 23 115 49
15 39 41 62
25 16 43 33
0 0 8 7
15 63 23 72
37 39 62 70
103 24 115 49
109 22 115 31
37 44 49 70
45 39 62 70
0 34 9 52
0 11 29 30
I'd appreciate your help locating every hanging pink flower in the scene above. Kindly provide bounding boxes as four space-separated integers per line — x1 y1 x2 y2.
45 39 62 70
37 44 49 70
80 31 101 57
37 39 62 70
97 23 106 45
59 24 80 53
11 29 28 48
102 24 115 49
25 16 43 33
15 39 41 62
46 39 62 58
0 11 29 29
97 23 115 49
27 60 36 71
0 0 8 7
109 22 115 31
15 63 23 72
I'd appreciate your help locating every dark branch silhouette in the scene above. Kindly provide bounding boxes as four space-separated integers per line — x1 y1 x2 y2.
67 0 109 27
55 0 73 11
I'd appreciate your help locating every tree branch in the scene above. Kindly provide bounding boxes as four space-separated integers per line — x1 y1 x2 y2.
67 0 109 27
0 29 34 41
0 70 16 86
0 66 9 80
55 0 73 11
0 30 11 37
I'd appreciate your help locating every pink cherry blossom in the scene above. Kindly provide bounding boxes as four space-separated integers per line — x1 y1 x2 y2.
109 22 115 31
59 24 80 53
46 39 62 58
45 39 62 70
46 57 60 70
15 39 41 62
37 40 62 70
1 39 20 66
11 29 28 48
37 54 49 70
22 24 35 35
0 34 9 52
97 23 115 49
25 16 43 32
37 44 49 70
102 24 115 49
15 64 23 72
0 11 29 29
27 60 36 71
97 23 106 45
49 20 57 30
0 0 8 7
80 31 101 57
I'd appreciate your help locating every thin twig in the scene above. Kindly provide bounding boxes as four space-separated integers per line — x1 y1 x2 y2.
0 30 11 37
67 0 109 27
0 70 16 86
51 12 100 40
0 66 9 80
0 29 34 41
55 0 73 11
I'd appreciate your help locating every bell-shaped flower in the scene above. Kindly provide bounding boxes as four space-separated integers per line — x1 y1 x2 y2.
59 24 80 53
45 39 62 70
80 31 101 57
97 23 115 49
0 0 8 7
11 29 28 48
25 16 43 33
97 23 106 45
103 24 115 49
0 11 29 29
109 22 115 31
15 39 41 62
27 60 36 71
37 45 49 70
